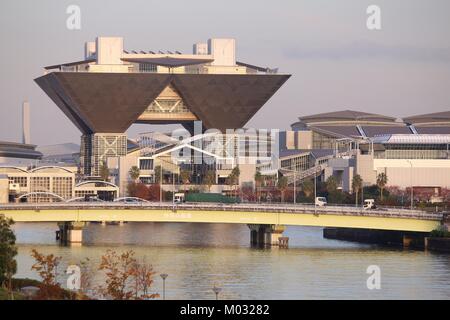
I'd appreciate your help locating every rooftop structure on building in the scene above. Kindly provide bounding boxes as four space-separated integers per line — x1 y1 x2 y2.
0 141 42 161
403 111 450 134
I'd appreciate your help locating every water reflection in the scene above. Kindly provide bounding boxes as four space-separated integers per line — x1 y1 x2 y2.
12 222 450 299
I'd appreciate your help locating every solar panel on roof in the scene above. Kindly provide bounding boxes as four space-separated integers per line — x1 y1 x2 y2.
416 127 450 134
362 126 412 137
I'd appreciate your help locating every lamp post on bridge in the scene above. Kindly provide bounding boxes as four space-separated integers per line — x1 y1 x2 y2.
280 168 297 204
212 285 222 300
406 160 413 210
160 273 168 300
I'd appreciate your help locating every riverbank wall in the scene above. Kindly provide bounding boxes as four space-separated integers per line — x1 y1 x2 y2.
323 227 427 249
425 237 450 253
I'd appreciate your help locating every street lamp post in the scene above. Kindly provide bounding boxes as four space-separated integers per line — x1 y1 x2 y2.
280 168 297 204
212 285 222 300
406 160 413 210
159 163 163 204
314 166 317 215
160 273 168 300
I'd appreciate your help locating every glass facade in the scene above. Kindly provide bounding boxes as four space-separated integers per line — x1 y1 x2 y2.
80 134 127 176
374 143 450 159
138 63 157 73
312 131 347 151
280 153 313 172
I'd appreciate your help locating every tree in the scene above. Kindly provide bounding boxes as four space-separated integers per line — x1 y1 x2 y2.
131 258 159 300
30 249 66 299
277 176 288 203
230 167 240 198
326 176 338 194
203 170 215 192
352 174 363 206
127 182 150 199
377 172 388 201
254 170 263 202
98 249 159 300
147 184 161 201
154 165 162 184
302 179 314 199
0 216 17 299
128 166 140 182
180 169 190 192
99 161 110 182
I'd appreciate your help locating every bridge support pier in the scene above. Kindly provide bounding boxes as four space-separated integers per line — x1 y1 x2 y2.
57 222 86 244
248 224 285 247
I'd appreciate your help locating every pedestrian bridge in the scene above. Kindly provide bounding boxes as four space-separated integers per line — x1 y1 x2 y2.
0 202 443 234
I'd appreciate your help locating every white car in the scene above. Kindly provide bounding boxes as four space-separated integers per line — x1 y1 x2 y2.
315 197 327 207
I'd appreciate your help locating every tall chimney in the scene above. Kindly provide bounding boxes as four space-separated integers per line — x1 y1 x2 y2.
22 101 30 144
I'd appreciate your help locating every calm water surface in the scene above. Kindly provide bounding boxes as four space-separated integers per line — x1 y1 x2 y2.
12 222 450 299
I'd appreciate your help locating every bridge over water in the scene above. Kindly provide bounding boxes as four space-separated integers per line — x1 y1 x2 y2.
0 203 446 245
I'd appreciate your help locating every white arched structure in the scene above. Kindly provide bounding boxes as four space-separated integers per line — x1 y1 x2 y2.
0 166 28 173
29 166 73 174
114 197 149 203
75 180 119 188
67 196 105 202
18 192 65 202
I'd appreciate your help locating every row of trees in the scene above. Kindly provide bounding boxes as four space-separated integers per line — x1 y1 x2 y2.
248 171 389 205
126 162 391 205
29 248 159 300
127 165 240 198
1 215 160 300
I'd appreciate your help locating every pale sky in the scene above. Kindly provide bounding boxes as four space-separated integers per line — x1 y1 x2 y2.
0 0 449 146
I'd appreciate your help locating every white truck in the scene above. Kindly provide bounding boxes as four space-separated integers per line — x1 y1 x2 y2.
174 193 185 203
315 197 327 207
363 199 376 210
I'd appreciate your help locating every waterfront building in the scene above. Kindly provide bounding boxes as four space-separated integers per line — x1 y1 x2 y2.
0 165 119 203
277 110 450 196
35 36 290 177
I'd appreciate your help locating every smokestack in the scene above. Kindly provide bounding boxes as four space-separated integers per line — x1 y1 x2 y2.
22 101 30 144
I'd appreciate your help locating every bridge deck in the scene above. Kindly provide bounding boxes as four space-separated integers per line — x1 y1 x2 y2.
0 203 443 232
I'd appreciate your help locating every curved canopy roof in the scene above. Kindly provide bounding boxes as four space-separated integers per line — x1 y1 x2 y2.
299 110 397 124
0 141 42 160
403 111 450 125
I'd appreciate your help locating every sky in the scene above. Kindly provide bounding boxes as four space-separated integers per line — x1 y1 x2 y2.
0 0 449 146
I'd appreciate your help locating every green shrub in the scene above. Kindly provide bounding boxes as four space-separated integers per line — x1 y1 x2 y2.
430 225 450 238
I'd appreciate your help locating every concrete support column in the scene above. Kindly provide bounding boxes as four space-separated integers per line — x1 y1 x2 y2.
57 222 85 244
248 224 285 247
403 234 413 248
